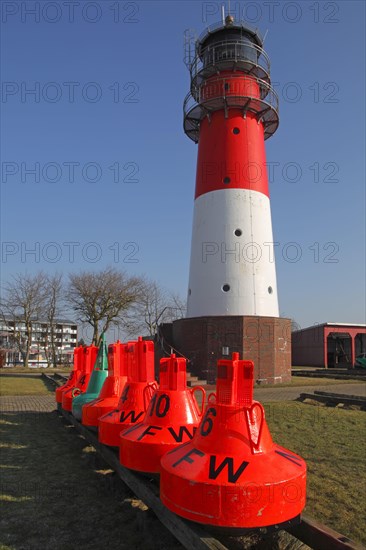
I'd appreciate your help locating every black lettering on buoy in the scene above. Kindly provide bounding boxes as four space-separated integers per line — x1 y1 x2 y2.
149 393 170 418
137 425 162 441
148 394 157 416
208 456 249 483
121 423 141 436
121 385 130 403
172 447 205 468
119 410 144 423
165 441 191 455
168 425 197 442
275 449 302 467
200 407 216 436
104 409 118 419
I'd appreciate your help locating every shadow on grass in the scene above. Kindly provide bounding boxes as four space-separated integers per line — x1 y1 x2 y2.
2 404 364 549
0 410 182 550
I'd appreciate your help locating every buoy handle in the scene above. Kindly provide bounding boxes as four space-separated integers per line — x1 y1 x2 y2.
207 391 216 404
246 402 265 454
190 386 206 416
143 382 158 411
208 392 216 404
72 388 81 397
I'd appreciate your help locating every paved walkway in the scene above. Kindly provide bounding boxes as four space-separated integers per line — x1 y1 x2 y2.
1 381 365 412
0 394 56 412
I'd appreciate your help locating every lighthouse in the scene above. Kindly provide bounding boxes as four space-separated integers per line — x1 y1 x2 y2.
184 15 279 318
170 15 291 384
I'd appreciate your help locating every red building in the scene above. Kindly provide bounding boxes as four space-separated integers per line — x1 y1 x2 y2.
292 323 366 368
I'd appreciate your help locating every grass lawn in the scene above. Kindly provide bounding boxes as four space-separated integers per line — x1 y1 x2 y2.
0 376 51 397
0 411 182 550
0 382 365 548
263 401 366 546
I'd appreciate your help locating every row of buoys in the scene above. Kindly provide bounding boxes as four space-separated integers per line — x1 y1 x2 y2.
56 344 98 411
56 336 306 530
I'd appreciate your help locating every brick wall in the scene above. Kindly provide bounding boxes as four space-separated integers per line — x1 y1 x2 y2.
172 316 291 384
291 325 324 366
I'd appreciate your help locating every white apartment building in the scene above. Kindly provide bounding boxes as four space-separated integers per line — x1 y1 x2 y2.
0 317 78 367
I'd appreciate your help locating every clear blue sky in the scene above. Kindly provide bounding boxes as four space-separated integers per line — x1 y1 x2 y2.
1 0 365 330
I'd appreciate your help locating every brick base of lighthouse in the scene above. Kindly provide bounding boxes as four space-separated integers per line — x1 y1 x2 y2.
171 316 292 385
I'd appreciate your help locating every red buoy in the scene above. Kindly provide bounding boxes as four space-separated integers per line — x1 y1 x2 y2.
160 353 306 530
98 337 157 447
61 345 98 411
55 346 84 404
120 354 205 474
81 341 128 427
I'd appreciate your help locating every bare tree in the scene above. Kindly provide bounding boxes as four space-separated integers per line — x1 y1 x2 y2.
43 273 63 368
124 279 186 338
0 272 48 368
167 293 186 320
66 267 142 345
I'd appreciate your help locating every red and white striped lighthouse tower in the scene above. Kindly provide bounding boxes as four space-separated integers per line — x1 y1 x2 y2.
184 15 279 318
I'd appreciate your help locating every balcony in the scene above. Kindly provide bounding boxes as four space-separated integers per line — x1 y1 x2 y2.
184 74 279 143
189 38 271 93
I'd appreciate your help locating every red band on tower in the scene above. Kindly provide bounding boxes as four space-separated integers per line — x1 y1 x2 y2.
195 74 269 199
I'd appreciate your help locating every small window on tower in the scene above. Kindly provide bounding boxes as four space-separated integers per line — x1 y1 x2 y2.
222 284 230 292
223 177 231 184
234 229 242 237
224 83 230 91
233 127 240 135
268 286 273 294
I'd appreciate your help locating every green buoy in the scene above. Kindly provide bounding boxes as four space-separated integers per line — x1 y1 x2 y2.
72 333 109 421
